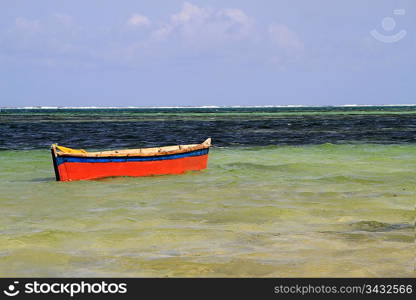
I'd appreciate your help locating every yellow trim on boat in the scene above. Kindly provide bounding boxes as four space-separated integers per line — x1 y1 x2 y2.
56 145 87 154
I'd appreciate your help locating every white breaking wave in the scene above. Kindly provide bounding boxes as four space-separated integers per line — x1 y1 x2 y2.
0 104 415 109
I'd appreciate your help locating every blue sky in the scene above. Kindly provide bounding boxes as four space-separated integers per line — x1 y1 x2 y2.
0 0 414 107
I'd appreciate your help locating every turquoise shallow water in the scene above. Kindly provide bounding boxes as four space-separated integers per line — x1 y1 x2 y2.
0 144 414 277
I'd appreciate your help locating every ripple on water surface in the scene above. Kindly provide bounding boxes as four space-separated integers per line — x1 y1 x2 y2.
0 143 414 276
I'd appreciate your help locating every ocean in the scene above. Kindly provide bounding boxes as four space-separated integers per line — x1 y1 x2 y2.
0 106 415 277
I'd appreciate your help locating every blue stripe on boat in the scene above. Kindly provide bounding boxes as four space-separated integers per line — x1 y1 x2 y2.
56 148 209 166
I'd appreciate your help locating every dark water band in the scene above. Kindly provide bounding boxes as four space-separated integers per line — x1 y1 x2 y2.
56 148 209 166
2 107 415 151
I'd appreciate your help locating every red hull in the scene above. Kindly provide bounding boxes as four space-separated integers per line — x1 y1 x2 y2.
57 154 208 181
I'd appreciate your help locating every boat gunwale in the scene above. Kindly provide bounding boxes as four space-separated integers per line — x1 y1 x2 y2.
53 138 211 158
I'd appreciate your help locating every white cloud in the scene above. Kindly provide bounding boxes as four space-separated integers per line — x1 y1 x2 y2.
127 14 150 27
171 2 209 24
151 2 254 44
218 9 251 25
15 17 41 32
151 25 174 41
6 4 305 68
216 8 254 40
269 24 304 51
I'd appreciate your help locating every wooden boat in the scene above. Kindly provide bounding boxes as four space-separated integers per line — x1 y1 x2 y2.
51 138 211 181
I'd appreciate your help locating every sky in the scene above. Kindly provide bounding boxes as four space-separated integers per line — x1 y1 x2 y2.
0 0 414 107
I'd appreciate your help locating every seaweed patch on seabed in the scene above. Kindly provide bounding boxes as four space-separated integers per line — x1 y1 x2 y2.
1 107 415 150
348 221 413 232
319 221 414 243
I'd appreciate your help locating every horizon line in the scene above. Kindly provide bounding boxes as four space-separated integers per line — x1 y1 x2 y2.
1 104 416 109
